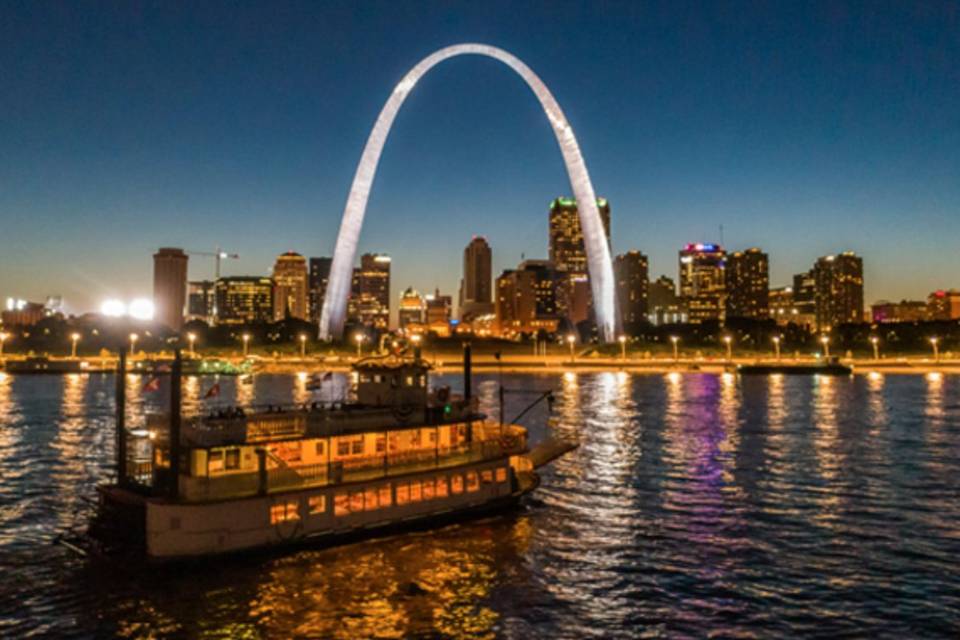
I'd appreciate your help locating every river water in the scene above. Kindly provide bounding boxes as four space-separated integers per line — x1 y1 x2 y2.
0 371 958 639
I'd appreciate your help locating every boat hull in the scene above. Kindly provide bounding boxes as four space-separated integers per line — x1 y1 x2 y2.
737 364 853 375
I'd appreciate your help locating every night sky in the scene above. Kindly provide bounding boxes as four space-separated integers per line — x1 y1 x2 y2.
2 1 958 314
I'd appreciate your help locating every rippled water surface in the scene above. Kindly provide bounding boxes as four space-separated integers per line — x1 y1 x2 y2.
1 371 959 638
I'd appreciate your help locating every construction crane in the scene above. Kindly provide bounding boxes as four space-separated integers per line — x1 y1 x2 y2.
186 247 240 281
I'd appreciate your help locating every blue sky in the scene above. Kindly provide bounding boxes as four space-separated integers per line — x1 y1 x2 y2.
1 1 958 313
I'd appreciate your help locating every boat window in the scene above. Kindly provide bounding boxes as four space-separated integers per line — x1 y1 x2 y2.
350 492 364 513
410 482 422 502
208 450 224 473
270 501 300 524
364 488 378 511
337 440 350 456
373 374 383 383
396 483 409 505
481 470 494 484
334 494 349 516
435 477 449 498
466 471 479 492
378 484 392 507
496 467 507 483
422 479 435 500
225 449 241 470
450 474 464 494
405 375 414 386
315 441 324 457
429 430 437 443
308 495 326 515
375 436 386 453
351 438 364 455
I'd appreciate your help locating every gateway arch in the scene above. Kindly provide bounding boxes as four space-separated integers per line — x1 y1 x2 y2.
319 43 618 342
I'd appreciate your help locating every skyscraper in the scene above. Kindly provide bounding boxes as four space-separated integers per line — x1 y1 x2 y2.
792 270 817 329
495 260 562 337
187 280 216 324
461 236 493 320
308 257 332 323
272 252 308 321
153 247 188 332
678 243 726 323
813 252 864 331
726 248 769 319
648 275 685 325
398 287 425 329
348 253 391 330
425 289 453 334
548 197 611 325
215 277 274 325
613 251 649 331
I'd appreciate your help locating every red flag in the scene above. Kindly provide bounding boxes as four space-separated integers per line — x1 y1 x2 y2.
204 382 221 399
322 371 333 381
141 377 161 393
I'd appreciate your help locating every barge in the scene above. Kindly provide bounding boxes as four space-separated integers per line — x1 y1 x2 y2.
736 356 853 376
86 344 574 561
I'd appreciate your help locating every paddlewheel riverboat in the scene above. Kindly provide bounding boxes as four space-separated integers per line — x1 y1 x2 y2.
82 344 574 561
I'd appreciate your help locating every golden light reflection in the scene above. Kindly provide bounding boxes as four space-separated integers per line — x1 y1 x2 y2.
666 371 681 385
925 371 944 422
811 374 842 522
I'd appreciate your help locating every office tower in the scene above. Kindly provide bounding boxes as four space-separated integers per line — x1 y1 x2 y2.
187 280 216 324
308 257 332 323
726 248 769 319
398 287 425 329
461 236 493 320
215 277 274 325
813 252 864 331
927 289 960 320
769 286 795 325
272 252 308 321
548 197 611 325
348 253 391 330
871 300 927 323
153 247 188 332
495 260 562 337
425 289 453 335
648 275 685 325
792 270 817 329
678 243 726 323
614 251 649 330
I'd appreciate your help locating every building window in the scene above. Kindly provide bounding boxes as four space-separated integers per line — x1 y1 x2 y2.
451 474 464 494
435 477 449 498
308 495 326 515
396 483 409 505
466 471 479 493
334 494 349 516
481 470 494 484
496 467 507 483
270 501 300 524
350 492 364 513
378 484 392 507
225 449 241 470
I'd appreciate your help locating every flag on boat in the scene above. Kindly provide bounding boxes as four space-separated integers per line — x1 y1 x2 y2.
141 377 161 393
323 371 333 381
155 363 171 373
204 382 221 399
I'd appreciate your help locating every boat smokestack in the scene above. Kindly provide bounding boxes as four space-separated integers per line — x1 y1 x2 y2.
115 350 126 485
463 342 472 401
169 349 182 499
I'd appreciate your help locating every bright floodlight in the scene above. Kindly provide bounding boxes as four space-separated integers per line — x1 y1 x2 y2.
100 299 127 317
128 298 155 321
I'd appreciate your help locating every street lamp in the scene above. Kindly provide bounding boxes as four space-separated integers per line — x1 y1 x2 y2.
723 335 733 362
566 334 576 363
618 335 627 360
129 333 139 357
670 335 679 362
930 337 940 363
187 332 197 358
0 331 8 357
299 333 307 358
70 332 81 359
870 336 879 360
354 333 365 358
242 333 251 357
772 335 781 362
820 335 830 359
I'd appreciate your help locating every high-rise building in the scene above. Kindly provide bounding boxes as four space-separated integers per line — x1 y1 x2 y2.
548 197 611 325
398 287 425 329
348 254 391 330
813 252 864 331
678 243 726 323
792 270 817 329
308 257 332 323
153 248 188 332
648 275 686 325
272 252 308 321
461 236 493 320
769 286 795 325
425 289 453 335
726 248 769 319
614 251 649 330
871 300 927 323
187 280 216 324
927 289 960 320
215 277 274 325
495 260 562 337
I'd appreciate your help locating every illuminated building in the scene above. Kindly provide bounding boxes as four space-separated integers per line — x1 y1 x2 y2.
678 243 726 323
398 287 425 330
460 236 493 321
152 247 188 332
308 257 332 323
215 277 273 325
187 281 216 324
813 252 864 330
769 286 797 325
425 289 452 326
726 248 769 319
495 260 561 337
1 299 45 327
348 254 391 330
549 197 611 327
871 300 927 323
792 270 817 329
272 252 308 321
926 289 960 320
614 251 648 330
648 275 686 325
318 44 618 343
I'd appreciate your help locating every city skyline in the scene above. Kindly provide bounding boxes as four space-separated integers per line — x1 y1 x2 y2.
2 3 959 313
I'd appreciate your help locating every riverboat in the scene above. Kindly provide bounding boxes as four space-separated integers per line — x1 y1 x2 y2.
84 345 574 561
